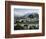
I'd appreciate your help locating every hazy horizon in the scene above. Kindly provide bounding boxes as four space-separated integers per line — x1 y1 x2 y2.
14 8 39 17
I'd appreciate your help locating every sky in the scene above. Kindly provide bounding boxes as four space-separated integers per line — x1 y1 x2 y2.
14 8 39 17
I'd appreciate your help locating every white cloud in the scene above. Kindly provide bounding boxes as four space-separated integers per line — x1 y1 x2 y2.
14 9 39 17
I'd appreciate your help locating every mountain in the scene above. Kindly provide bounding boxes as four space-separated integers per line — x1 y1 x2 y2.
23 13 39 18
28 13 39 18
14 13 39 19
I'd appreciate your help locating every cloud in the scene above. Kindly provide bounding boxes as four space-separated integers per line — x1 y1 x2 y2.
14 8 39 17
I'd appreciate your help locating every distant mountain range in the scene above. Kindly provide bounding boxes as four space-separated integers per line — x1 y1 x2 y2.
14 13 39 19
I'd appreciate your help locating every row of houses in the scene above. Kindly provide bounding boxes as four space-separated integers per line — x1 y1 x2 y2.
16 17 39 23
